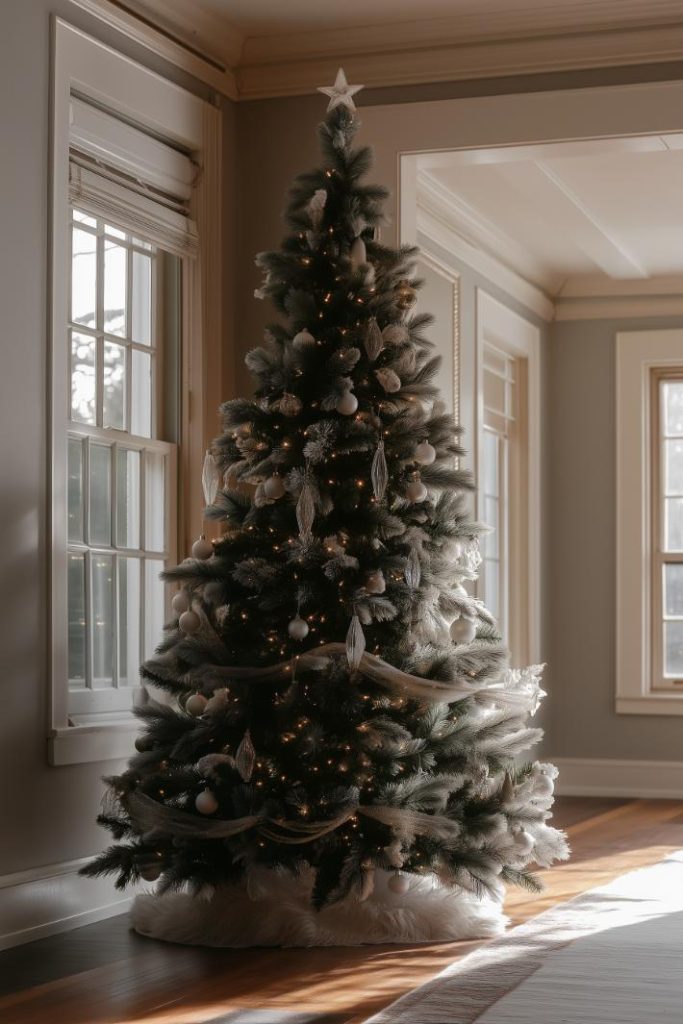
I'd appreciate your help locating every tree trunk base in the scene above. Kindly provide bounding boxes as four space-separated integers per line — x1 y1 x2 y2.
131 867 507 947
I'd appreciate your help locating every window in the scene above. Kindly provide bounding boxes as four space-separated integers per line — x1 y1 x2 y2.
476 290 540 667
651 371 683 691
67 209 179 725
616 330 683 714
50 22 221 764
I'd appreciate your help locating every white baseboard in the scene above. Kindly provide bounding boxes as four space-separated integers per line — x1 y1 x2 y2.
551 757 683 799
0 856 140 951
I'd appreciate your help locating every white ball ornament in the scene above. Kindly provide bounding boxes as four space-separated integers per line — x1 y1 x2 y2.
195 789 218 815
171 589 190 614
450 617 477 644
178 609 201 634
263 474 286 500
192 536 213 560
406 478 428 503
139 863 162 882
514 829 535 856
535 772 555 797
185 693 208 717
414 441 436 466
388 872 410 895
366 570 386 595
336 391 358 416
288 616 309 640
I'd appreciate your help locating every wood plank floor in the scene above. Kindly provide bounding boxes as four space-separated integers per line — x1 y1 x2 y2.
1 797 682 1024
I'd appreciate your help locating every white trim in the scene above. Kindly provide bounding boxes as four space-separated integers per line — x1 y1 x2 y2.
49 721 141 765
475 291 542 666
69 0 683 100
0 856 141 951
555 294 683 320
551 756 683 798
50 20 221 764
616 329 683 714
68 0 239 99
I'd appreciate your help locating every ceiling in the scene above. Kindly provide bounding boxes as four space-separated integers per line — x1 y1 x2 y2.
415 135 683 306
109 0 683 99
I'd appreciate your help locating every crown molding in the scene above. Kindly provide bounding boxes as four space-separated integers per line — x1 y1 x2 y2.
68 0 239 99
72 0 683 101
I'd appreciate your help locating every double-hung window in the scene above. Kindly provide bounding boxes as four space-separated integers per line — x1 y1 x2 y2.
50 22 220 764
616 330 683 714
476 290 540 667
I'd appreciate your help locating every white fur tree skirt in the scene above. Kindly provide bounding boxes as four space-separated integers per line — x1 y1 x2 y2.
131 868 507 948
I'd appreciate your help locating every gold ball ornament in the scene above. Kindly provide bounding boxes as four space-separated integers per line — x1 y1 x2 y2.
395 279 417 310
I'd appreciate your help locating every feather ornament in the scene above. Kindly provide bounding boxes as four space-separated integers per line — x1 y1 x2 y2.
346 614 366 670
307 188 327 228
375 368 402 393
405 546 421 589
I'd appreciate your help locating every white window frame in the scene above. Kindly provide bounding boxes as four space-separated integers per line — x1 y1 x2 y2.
49 20 221 765
616 329 683 715
475 289 541 666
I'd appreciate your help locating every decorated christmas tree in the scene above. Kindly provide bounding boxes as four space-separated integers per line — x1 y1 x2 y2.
83 70 568 947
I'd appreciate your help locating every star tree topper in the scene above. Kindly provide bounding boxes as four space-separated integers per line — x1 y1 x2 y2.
318 68 364 112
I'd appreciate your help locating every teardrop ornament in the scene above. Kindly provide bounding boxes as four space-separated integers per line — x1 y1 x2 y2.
346 614 366 671
364 318 384 361
371 440 388 501
235 730 256 782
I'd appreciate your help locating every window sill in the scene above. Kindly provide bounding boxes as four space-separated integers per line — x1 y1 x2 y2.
616 694 683 716
49 720 139 766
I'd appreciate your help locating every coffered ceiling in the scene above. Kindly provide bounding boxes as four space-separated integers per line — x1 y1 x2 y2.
86 0 683 99
415 134 683 315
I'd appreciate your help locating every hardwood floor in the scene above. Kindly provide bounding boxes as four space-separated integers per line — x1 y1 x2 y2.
1 797 682 1024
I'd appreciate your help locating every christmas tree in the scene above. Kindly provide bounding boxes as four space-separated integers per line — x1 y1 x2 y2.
83 69 568 947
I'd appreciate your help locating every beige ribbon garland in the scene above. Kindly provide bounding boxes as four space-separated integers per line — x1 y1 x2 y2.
127 790 465 846
164 641 514 707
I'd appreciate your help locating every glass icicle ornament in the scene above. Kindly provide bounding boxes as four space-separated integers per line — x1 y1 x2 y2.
202 449 220 508
371 439 388 501
350 235 367 269
364 317 383 361
296 472 316 539
293 328 315 349
346 613 366 670
235 730 256 782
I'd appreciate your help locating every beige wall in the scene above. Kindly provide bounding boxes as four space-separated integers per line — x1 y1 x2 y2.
546 316 683 761
0 0 235 878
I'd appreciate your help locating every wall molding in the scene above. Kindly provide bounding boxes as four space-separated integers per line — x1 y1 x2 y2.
555 294 683 320
552 756 683 798
0 856 140 951
71 0 683 100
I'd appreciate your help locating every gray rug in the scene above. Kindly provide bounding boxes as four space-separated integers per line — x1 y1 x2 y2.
364 850 683 1023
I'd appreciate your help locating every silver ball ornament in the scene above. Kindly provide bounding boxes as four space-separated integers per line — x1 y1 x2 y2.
293 328 315 348
414 441 436 466
192 537 213 560
336 391 358 416
195 789 218 815
171 590 190 614
263 475 286 500
288 616 309 640
406 478 428 503
388 872 410 894
450 617 477 644
366 570 386 595
185 693 208 717
178 609 201 634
